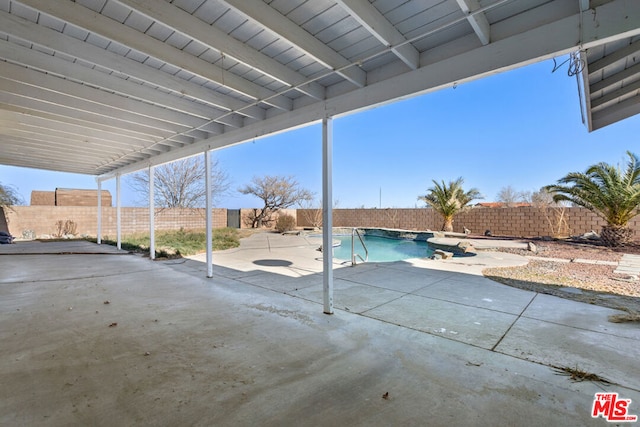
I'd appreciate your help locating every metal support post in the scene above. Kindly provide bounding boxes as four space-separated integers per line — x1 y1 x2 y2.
322 117 334 314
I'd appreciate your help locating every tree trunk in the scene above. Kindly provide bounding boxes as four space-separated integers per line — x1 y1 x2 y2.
600 224 633 247
442 217 454 232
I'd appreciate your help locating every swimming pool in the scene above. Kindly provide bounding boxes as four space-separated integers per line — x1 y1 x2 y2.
331 234 434 263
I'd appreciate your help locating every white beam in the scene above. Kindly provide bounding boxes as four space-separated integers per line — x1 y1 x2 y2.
322 117 334 315
0 39 234 125
205 150 213 278
149 166 155 260
0 10 264 118
0 55 205 130
0 109 157 148
455 0 491 45
97 179 102 244
590 62 640 93
336 0 419 69
581 0 640 46
590 80 640 111
17 0 292 111
592 93 640 130
0 75 193 135
588 39 640 76
0 103 173 142
223 0 367 88
116 174 121 251
115 0 325 101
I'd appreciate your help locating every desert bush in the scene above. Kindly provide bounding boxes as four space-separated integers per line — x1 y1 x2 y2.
275 214 296 233
54 219 78 237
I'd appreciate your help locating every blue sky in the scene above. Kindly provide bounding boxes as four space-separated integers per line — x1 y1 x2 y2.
1 58 637 209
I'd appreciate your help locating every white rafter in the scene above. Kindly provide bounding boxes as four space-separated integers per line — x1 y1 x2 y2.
455 0 491 45
16 0 293 111
0 10 264 120
335 0 419 70
114 0 325 101
223 0 367 88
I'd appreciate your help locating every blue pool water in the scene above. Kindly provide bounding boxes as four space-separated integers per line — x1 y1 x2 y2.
331 235 433 262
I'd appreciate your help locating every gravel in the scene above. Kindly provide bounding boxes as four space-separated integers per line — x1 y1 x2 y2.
481 238 640 313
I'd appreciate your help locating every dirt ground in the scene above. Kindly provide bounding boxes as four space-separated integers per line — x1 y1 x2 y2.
481 237 640 314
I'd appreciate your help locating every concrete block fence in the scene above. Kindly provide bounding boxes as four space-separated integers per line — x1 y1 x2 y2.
2 206 639 240
297 207 640 239
2 206 298 239
3 206 227 238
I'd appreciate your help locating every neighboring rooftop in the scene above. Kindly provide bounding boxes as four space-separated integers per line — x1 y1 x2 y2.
475 202 532 208
30 188 112 207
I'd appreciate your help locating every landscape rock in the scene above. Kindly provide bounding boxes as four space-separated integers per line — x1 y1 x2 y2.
578 230 600 241
527 242 537 253
456 241 476 254
433 249 453 259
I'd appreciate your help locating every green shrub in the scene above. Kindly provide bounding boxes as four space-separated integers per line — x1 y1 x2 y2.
275 214 296 233
87 228 240 257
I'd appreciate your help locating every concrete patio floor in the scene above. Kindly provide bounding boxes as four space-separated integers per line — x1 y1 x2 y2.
1 234 639 426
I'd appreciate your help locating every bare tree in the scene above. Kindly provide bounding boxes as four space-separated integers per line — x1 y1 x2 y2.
0 182 22 208
239 175 313 228
530 188 554 206
128 157 230 208
530 187 571 238
497 185 529 207
298 197 340 229
298 198 323 229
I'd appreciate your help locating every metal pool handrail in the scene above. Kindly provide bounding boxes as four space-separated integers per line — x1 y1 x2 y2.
351 228 369 266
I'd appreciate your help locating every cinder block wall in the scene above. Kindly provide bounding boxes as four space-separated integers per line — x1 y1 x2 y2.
297 207 640 239
3 206 227 238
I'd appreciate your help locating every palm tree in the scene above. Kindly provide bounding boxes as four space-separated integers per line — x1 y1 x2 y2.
419 177 482 232
544 151 640 247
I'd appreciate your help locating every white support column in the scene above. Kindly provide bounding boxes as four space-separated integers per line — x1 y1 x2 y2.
149 166 155 260
322 117 334 314
205 150 213 278
97 179 102 245
116 174 121 251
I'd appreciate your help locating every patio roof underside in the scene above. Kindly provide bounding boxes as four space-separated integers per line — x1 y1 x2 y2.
0 0 639 177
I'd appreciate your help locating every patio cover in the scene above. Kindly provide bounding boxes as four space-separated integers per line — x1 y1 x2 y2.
1 0 639 176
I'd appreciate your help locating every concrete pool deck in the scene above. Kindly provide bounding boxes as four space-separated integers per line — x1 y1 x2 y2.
1 234 639 426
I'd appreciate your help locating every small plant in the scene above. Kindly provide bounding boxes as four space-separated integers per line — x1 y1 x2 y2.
275 214 296 233
552 364 611 384
385 208 400 229
54 219 78 237
608 312 640 323
531 188 571 238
